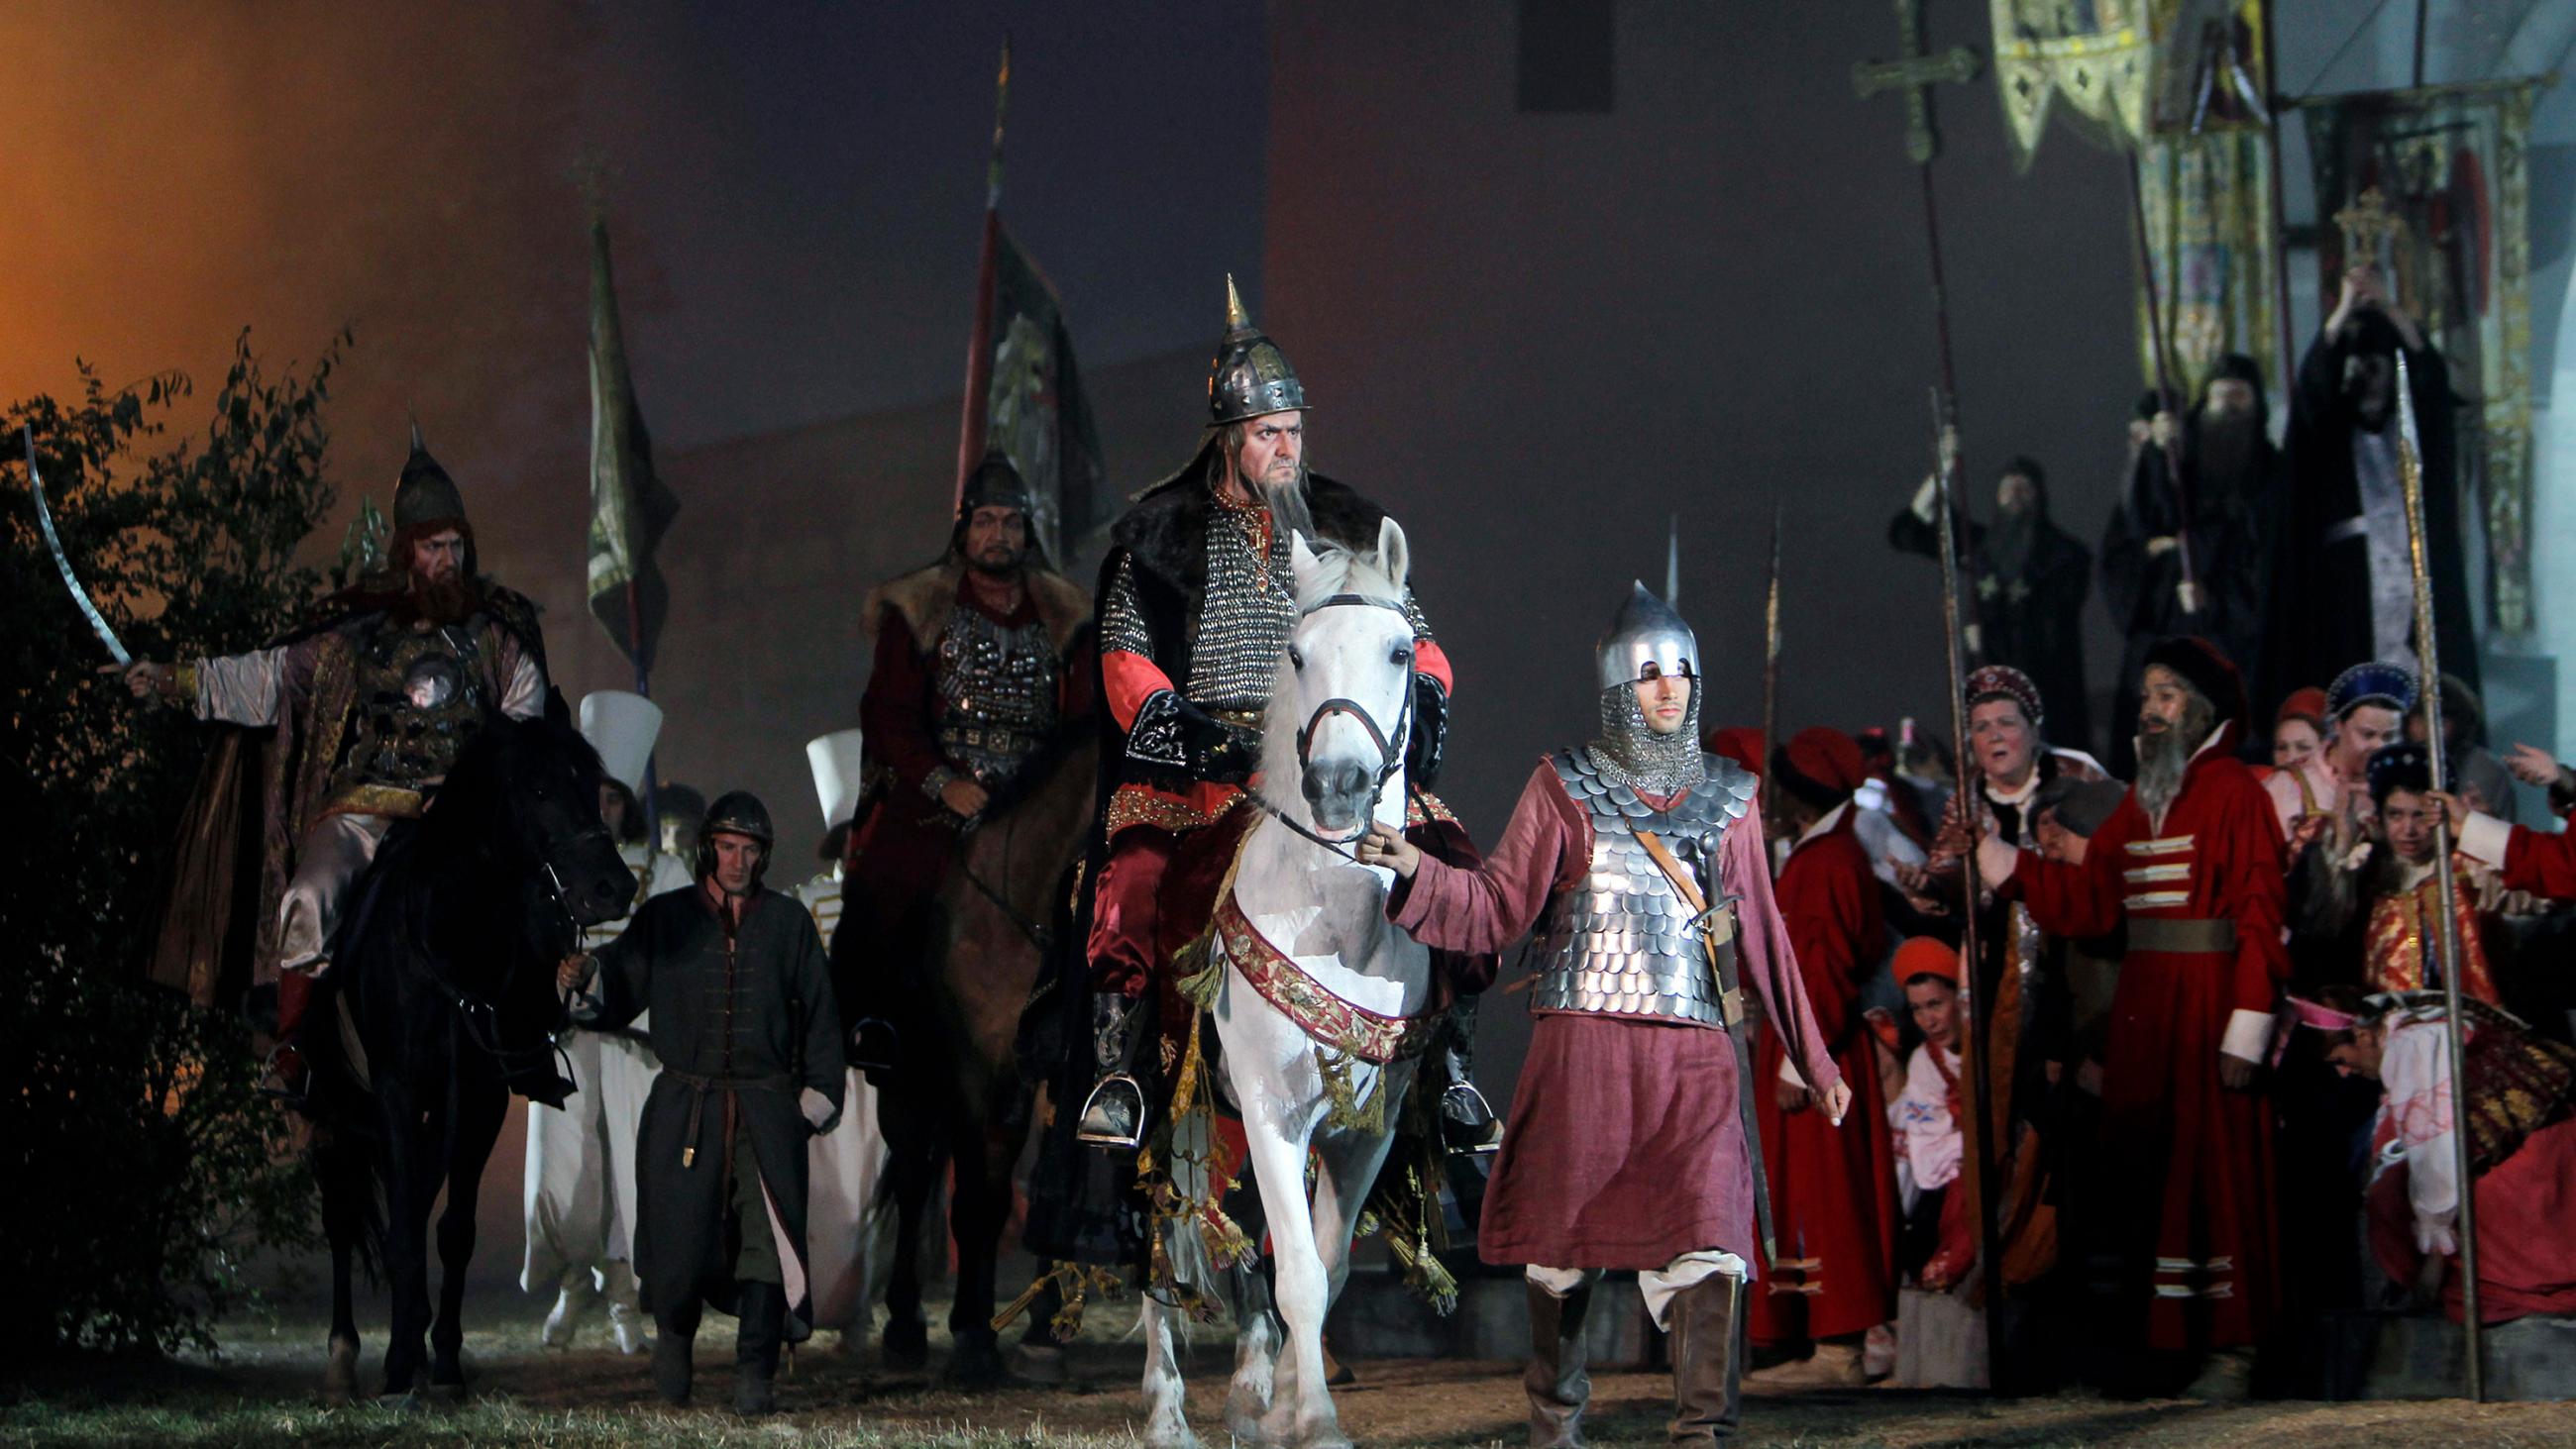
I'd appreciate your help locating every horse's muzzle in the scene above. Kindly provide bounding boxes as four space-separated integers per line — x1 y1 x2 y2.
1301 757 1374 836
563 842 635 927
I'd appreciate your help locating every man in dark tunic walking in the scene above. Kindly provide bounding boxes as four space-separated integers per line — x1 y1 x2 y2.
567 792 846 1415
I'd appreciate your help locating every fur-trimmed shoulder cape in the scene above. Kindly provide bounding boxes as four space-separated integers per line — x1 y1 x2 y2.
857 560 1092 655
1110 439 1388 598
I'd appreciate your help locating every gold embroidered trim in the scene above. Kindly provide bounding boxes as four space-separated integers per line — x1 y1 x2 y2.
2125 835 2195 856
2122 863 2191 883
1105 785 1238 839
1212 892 1442 1067
2124 890 2191 909
325 782 426 819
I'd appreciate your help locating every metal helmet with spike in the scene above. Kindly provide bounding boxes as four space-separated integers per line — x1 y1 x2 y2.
1207 273 1309 426
1596 580 1699 690
391 420 468 534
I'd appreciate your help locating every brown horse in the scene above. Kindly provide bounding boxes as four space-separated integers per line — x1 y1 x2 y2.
872 735 1096 1381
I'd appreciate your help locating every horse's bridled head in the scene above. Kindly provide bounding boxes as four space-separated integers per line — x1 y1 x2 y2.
1290 616 1413 838
516 730 633 928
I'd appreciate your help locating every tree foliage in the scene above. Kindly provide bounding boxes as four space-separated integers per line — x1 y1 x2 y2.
0 329 350 1355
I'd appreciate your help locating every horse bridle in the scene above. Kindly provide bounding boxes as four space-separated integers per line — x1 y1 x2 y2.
1250 590 1416 862
447 820 616 1073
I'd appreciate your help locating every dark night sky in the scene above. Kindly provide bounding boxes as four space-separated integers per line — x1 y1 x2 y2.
0 0 1268 498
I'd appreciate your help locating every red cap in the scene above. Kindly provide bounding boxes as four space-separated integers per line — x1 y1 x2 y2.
1891 936 1960 988
1784 727 1867 794
2275 686 2328 730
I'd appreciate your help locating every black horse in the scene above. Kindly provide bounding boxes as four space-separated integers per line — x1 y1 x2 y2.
306 714 633 1400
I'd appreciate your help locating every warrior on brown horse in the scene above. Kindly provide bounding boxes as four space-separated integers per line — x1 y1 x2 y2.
832 451 1098 1381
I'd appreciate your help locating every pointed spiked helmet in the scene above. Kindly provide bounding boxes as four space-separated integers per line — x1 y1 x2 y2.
1207 273 1308 426
1597 579 1700 690
392 419 469 534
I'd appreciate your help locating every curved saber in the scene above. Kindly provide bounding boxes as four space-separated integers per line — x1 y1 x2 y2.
24 426 131 667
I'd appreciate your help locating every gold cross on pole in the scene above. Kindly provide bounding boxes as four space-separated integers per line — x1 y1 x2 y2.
1854 0 1985 164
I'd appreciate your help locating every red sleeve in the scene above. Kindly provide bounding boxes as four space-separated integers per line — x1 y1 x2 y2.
859 613 944 793
2215 773 2293 1010
2005 805 2129 940
1415 638 1454 696
2500 826 2576 899
1389 760 1581 956
1102 649 1174 733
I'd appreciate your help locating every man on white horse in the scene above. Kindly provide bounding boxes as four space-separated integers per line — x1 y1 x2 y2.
1063 276 1479 1153
1360 583 1853 1447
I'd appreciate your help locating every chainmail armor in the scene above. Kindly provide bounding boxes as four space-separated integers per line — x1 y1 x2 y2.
1527 749 1760 1026
931 602 1059 786
1099 556 1153 660
1585 680 1707 796
1185 491 1299 714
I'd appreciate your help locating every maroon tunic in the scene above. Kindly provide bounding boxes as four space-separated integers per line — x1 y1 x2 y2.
1392 759 1841 1273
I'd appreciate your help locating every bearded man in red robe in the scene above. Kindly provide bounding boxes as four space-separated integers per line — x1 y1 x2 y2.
1974 636 2288 1388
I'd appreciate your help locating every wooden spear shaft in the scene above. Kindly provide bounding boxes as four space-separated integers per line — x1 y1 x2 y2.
2396 352 2483 1398
1932 388 2008 1375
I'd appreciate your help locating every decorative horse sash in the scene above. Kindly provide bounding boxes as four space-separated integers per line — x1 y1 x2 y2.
1207 891 1443 1066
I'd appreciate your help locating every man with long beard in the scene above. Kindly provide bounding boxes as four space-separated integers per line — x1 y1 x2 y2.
2101 356 2283 777
1056 278 1465 1144
1974 637 2288 1391
113 429 552 1103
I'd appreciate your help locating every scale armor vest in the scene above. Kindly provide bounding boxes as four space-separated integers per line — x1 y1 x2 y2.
1184 495 1299 715
1527 748 1760 1027
331 619 493 799
932 603 1060 785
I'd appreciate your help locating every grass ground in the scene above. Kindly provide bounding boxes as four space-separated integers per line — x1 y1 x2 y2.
3 1291 2569 1447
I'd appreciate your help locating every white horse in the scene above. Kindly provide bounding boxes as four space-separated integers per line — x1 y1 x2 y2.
1141 519 1440 1449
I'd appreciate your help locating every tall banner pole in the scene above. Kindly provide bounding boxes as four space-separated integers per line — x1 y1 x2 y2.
951 39 1011 505
2396 353 2483 1397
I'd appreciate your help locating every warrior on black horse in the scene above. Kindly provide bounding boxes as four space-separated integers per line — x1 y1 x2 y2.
120 433 633 1398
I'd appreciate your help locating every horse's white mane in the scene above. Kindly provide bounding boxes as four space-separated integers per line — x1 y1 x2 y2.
1291 538 1403 614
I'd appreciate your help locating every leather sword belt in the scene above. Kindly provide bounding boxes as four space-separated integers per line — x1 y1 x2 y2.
2128 916 2237 954
666 1069 797 1170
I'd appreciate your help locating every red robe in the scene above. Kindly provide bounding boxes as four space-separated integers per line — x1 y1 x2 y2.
2460 801 2576 900
1391 760 1841 1273
1749 804 1898 1344
2000 721 2288 1351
